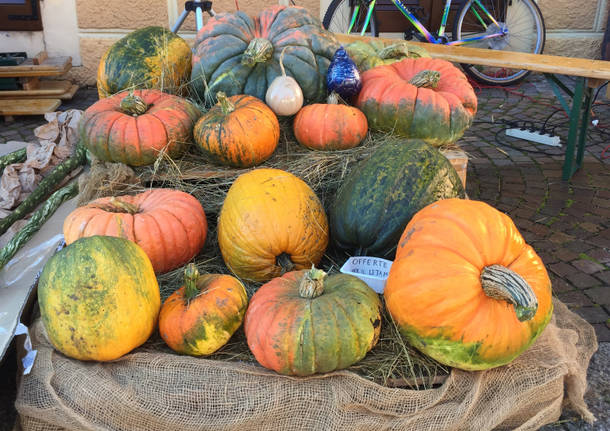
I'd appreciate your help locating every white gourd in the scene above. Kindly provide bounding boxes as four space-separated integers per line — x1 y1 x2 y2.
265 48 304 116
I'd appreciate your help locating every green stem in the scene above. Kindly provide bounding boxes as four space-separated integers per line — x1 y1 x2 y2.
408 70 441 89
120 92 148 116
0 181 78 272
216 92 235 115
183 263 200 302
378 43 410 60
481 264 538 322
241 38 274 68
0 145 87 237
108 197 139 214
0 148 27 174
298 268 327 299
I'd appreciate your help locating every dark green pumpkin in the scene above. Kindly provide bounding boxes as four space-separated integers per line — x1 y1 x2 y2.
97 26 191 98
330 139 465 258
190 6 339 105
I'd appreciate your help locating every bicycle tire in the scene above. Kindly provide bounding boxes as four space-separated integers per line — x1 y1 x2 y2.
322 0 379 37
452 0 545 86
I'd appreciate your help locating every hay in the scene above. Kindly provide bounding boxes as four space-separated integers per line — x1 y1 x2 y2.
75 122 454 387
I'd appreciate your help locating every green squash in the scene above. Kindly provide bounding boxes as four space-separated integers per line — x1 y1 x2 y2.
38 236 161 361
345 40 430 71
330 139 465 258
97 26 191 98
190 6 339 104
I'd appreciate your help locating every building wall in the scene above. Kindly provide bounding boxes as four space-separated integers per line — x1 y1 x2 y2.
4 0 606 87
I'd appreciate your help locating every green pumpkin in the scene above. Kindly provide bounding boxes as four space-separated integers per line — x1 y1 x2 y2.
97 26 191 98
330 139 465 258
345 40 430 71
38 236 161 361
244 268 382 376
190 6 339 104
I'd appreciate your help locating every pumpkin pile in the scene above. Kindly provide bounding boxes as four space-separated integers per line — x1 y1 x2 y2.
34 5 554 386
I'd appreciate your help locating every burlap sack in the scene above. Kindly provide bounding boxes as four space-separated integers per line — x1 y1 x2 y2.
15 298 597 431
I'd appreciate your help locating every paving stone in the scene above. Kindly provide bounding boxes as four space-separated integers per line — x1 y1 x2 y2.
591 324 610 342
573 306 610 324
556 291 594 307
553 248 580 262
550 276 575 293
549 262 578 277
584 287 610 305
571 259 606 274
548 232 576 245
588 249 610 264
567 273 602 289
595 271 610 285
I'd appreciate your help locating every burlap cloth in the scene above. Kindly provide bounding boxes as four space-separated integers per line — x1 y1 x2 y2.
15 298 597 431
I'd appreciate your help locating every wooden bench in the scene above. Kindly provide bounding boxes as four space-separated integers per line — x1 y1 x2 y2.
336 33 610 180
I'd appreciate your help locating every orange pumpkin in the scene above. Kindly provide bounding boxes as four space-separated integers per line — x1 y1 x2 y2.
218 168 329 282
193 92 280 167
79 90 201 166
63 189 207 274
356 58 477 146
384 198 553 370
293 93 368 151
159 264 248 356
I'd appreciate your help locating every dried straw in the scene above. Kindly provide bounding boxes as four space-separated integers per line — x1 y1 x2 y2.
78 120 450 388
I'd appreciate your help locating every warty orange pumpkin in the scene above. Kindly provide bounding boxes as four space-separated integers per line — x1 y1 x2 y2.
63 188 207 274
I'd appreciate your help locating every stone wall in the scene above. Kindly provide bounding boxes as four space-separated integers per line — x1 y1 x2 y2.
38 0 610 87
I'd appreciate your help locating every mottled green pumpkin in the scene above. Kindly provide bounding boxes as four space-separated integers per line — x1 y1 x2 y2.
244 268 382 376
345 40 429 71
38 236 161 361
330 139 465 258
97 26 191 98
190 6 339 104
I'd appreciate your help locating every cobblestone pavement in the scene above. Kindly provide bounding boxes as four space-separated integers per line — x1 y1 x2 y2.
0 77 608 430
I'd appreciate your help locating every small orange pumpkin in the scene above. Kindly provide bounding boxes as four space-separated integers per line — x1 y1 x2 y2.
293 93 368 151
384 198 553 371
193 92 280 167
63 189 207 274
159 264 248 356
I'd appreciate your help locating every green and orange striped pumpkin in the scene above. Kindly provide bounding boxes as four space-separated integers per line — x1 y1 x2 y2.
356 57 477 146
244 268 382 376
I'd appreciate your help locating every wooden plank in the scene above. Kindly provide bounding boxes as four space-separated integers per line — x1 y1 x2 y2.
0 83 79 100
334 33 610 81
20 77 40 91
0 57 72 78
32 51 48 65
0 99 61 116
0 80 72 97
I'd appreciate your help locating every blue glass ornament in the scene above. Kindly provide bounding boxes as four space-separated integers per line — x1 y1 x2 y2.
326 47 362 99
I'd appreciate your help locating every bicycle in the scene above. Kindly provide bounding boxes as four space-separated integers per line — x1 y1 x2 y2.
322 0 546 86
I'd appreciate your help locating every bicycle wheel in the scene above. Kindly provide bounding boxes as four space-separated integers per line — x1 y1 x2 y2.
323 0 378 37
452 0 545 86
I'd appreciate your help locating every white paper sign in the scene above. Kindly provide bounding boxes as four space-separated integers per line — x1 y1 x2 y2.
340 256 393 294
15 322 37 375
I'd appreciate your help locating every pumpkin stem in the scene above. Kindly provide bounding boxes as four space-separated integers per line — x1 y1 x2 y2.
184 263 200 302
278 46 288 77
108 197 139 214
298 267 326 299
408 70 441 89
241 38 274 67
216 91 235 115
378 43 410 60
327 92 343 105
120 91 148 116
276 252 295 274
481 264 538 322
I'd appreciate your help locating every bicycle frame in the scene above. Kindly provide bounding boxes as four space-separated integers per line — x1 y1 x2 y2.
349 0 505 46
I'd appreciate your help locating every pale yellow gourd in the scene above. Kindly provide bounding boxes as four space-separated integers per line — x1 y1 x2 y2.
265 48 304 116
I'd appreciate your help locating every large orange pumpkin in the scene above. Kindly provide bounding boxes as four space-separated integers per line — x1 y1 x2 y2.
217 168 329 282
356 58 477 146
384 198 553 370
194 92 280 167
79 90 201 166
293 93 368 151
63 189 207 274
